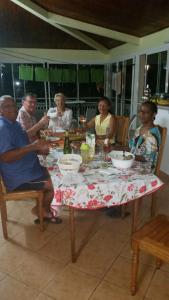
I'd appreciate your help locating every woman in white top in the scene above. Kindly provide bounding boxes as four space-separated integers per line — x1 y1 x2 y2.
47 93 72 131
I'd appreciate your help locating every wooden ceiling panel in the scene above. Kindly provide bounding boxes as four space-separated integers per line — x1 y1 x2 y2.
84 32 124 49
0 0 93 49
33 0 169 37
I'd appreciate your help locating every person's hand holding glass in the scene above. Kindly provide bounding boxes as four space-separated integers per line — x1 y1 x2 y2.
79 115 87 129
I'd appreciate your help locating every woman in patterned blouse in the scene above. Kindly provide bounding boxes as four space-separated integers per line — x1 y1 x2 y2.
129 101 161 171
47 93 72 131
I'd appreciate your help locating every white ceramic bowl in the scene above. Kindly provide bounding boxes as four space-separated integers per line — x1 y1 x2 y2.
55 129 65 133
57 154 82 175
109 151 135 169
46 136 60 141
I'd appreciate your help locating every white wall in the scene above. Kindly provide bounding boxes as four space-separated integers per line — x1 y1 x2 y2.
155 107 169 175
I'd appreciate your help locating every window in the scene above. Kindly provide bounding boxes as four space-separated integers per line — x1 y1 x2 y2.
0 64 13 96
79 65 104 101
49 64 77 102
146 51 167 95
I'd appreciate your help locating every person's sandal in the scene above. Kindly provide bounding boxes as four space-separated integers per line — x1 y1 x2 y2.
48 217 62 224
34 217 62 224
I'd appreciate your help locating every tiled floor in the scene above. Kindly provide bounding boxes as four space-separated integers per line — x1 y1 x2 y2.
0 175 169 300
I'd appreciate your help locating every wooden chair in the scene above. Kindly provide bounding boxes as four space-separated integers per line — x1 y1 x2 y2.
0 177 44 239
151 125 167 217
114 116 131 218
115 115 130 146
122 125 167 221
131 214 169 295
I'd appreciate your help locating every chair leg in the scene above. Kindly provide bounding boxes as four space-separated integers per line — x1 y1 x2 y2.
132 198 142 235
131 244 140 296
0 200 8 239
38 195 44 232
151 193 156 217
156 258 162 269
121 203 128 219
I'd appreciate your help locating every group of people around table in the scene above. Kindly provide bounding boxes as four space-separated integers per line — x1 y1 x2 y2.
0 92 161 224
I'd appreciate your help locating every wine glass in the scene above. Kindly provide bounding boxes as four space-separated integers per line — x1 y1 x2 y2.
103 127 111 161
79 116 87 129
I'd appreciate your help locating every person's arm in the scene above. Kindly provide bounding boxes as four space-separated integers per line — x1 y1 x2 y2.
86 117 95 129
0 140 50 163
65 109 73 130
26 115 49 138
17 110 49 138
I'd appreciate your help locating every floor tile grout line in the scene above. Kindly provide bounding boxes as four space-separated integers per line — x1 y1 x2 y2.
142 267 157 300
35 292 55 300
7 268 67 297
39 260 71 295
87 248 125 300
3 274 40 293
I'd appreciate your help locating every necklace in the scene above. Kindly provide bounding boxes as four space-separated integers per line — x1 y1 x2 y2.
140 125 154 135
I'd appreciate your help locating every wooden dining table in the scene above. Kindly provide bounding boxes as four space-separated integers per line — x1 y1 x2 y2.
39 150 164 263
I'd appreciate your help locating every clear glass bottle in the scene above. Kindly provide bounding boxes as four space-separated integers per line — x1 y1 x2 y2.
80 143 90 163
63 131 71 154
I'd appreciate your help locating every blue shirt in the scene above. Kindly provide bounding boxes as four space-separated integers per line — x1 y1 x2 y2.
0 116 44 191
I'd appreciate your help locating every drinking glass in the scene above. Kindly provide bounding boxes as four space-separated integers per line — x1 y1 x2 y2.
79 116 87 129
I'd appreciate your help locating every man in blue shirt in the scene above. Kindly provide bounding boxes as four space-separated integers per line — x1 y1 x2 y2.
0 95 61 224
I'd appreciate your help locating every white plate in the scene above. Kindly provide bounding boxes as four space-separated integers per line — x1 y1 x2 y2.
47 136 60 141
55 129 65 133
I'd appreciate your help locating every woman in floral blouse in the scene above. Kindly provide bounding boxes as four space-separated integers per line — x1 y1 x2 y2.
129 101 161 172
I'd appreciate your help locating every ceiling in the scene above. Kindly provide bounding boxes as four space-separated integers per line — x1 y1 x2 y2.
33 0 169 37
0 0 169 63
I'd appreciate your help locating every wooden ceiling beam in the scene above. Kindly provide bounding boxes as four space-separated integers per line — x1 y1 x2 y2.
48 12 140 45
10 0 140 48
10 0 109 53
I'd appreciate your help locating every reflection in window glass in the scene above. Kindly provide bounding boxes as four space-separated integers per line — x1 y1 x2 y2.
12 63 46 102
49 64 77 101
111 63 117 114
79 65 104 101
146 53 158 95
159 51 167 93
124 59 133 116
146 51 167 95
0 64 13 96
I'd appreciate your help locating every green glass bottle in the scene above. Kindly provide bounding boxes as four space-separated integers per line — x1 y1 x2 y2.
63 131 71 154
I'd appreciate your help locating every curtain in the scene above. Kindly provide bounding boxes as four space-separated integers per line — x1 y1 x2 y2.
49 68 62 82
91 68 104 83
78 68 90 83
62 68 76 83
19 65 33 81
35 67 49 82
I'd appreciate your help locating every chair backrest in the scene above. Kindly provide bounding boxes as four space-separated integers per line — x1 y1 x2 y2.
128 114 137 140
115 115 130 146
85 107 97 121
155 125 167 176
0 176 7 194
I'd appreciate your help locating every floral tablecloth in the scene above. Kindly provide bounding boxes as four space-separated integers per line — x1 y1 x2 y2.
40 155 164 214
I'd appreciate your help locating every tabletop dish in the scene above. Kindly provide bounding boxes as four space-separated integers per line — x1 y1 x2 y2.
109 150 135 169
46 136 60 141
57 154 82 175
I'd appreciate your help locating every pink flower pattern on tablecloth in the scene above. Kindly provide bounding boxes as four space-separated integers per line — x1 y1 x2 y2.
127 184 134 192
87 199 99 208
103 195 112 202
41 157 164 211
139 185 146 193
151 180 158 187
88 184 95 190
